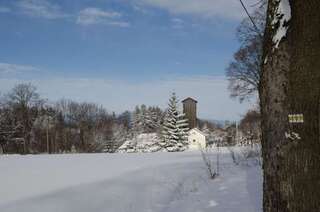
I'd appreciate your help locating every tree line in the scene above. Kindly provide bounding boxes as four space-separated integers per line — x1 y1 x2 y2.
0 84 200 154
0 83 250 155
0 83 165 154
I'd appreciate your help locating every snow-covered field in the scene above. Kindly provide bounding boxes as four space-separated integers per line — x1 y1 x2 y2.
0 148 262 212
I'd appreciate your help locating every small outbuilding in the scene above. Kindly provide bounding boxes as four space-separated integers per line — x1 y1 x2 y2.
188 128 206 150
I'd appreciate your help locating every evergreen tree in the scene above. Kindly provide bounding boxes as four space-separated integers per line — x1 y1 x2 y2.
131 106 143 134
131 105 163 134
145 106 161 132
161 93 189 152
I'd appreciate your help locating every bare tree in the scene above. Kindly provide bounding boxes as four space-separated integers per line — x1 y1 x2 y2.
199 145 217 179
226 2 267 102
54 99 116 152
239 109 261 145
33 105 56 153
5 83 44 153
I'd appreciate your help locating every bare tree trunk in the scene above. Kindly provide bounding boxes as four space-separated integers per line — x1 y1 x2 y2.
46 120 49 154
260 0 320 211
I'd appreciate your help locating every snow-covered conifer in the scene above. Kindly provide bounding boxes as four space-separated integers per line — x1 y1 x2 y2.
161 93 189 151
131 106 143 134
131 105 162 134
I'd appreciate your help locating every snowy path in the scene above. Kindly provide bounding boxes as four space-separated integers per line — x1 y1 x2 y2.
0 149 262 212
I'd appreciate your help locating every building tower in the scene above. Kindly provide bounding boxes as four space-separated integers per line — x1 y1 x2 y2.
182 97 198 129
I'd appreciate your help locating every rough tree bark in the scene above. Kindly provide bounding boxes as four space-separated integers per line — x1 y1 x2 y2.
260 0 320 211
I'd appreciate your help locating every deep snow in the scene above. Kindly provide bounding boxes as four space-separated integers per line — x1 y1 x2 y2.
0 148 262 212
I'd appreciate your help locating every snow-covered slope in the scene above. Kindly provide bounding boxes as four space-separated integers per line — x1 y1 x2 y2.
0 149 262 212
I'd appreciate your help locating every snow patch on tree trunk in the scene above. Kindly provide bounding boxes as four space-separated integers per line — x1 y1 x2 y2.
272 0 291 48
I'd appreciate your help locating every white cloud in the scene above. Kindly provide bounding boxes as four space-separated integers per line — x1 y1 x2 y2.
12 2 128 26
77 7 130 27
0 7 11 13
132 4 152 15
16 0 68 19
0 75 254 120
137 0 258 20
0 62 40 76
171 18 184 29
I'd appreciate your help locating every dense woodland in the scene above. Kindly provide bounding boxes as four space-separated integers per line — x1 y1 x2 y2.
0 83 259 154
0 83 126 154
0 83 162 154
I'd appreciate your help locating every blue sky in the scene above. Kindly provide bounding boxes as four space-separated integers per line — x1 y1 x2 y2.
0 0 258 120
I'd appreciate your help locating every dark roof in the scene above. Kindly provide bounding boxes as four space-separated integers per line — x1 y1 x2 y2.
182 97 198 103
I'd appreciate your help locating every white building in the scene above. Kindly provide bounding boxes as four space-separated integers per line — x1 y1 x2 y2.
188 128 206 150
